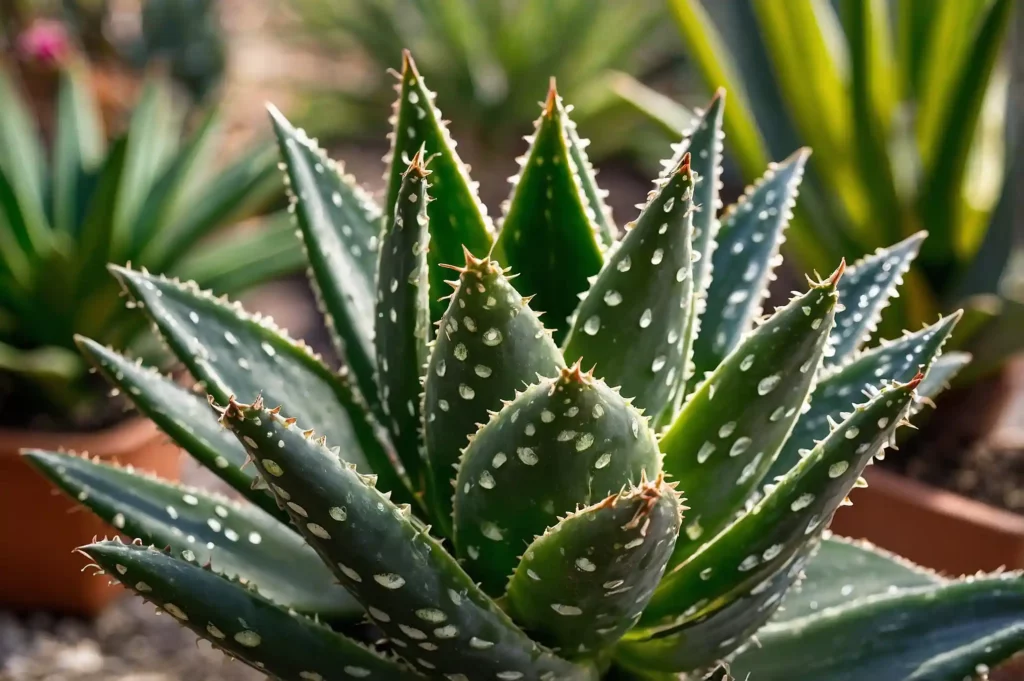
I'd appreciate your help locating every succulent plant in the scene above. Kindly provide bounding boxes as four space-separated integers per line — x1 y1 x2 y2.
621 0 1020 382
0 63 299 425
28 54 1024 679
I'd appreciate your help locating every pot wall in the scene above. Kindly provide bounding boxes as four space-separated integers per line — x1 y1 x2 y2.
0 418 181 615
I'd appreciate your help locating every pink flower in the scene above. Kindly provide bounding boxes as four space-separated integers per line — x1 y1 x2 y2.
17 20 71 65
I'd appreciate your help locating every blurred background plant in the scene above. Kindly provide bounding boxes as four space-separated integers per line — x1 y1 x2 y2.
281 0 684 169
1 0 227 105
0 58 297 430
618 0 1020 381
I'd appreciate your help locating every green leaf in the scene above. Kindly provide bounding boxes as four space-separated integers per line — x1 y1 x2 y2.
774 534 941 623
661 269 840 563
73 336 282 520
564 104 616 247
142 144 280 271
828 232 926 366
269 106 381 412
127 108 221 258
385 51 493 323
27 450 360 618
0 68 47 237
763 312 960 485
610 72 698 142
563 155 695 419
53 65 105 236
375 154 432 488
169 213 305 296
423 251 564 537
75 137 129 305
81 541 421 680
918 0 1014 266
219 398 592 681
0 168 47 279
109 267 409 503
642 376 919 631
690 150 810 379
917 351 971 396
507 475 682 656
494 84 604 344
730 575 1024 680
453 365 661 595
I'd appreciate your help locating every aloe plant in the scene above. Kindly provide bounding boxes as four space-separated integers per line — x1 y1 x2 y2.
620 0 1020 381
0 63 298 425
28 54 1024 679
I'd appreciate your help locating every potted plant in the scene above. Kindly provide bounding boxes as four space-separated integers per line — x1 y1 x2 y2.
0 60 303 614
24 53 1024 678
619 0 1024 574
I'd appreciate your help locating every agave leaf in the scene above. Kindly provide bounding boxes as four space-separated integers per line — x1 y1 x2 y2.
563 155 695 418
564 107 616 247
27 451 360 618
730 575 1024 680
661 269 840 563
774 534 941 623
615 540 817 675
53 65 105 237
220 398 592 681
143 144 281 271
507 475 682 656
109 267 409 503
0 69 49 257
763 312 960 485
269 106 381 411
423 251 564 536
376 154 432 487
642 376 921 631
385 51 493 323
74 336 281 520
690 150 809 378
453 365 661 595
169 213 305 296
81 541 421 680
494 83 604 343
829 232 926 365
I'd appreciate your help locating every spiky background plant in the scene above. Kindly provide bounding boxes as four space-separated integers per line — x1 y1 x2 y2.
0 63 300 425
620 0 1019 382
27 53 1024 680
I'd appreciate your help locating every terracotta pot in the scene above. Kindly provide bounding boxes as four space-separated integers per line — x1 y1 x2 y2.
0 418 181 615
832 467 1024 575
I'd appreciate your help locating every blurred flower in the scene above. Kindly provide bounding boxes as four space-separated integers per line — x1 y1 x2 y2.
17 20 71 65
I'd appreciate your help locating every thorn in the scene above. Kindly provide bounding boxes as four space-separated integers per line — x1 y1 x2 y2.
677 152 692 176
907 372 924 390
828 258 846 286
544 77 558 117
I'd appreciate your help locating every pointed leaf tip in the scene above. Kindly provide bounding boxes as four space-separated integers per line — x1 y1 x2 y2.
545 77 558 116
677 151 692 175
829 258 847 286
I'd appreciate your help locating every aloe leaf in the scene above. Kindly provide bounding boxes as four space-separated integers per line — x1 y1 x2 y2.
219 398 592 681
774 534 941 623
616 540 817 675
829 232 926 365
81 541 422 680
454 365 662 595
494 83 604 343
74 336 283 520
109 267 408 502
507 475 682 656
376 154 432 488
0 68 45 211
269 106 381 411
642 376 920 630
53 65 104 237
917 350 971 397
563 155 695 419
662 268 841 563
690 150 810 379
75 138 129 303
564 108 616 247
27 451 360 619
385 51 493 323
763 312 961 485
730 575 1024 680
423 251 564 536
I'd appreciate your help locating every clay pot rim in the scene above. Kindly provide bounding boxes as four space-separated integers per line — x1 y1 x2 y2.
0 416 165 460
864 466 1024 535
